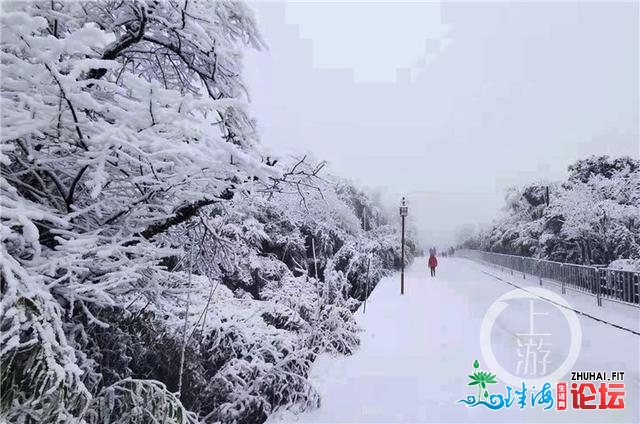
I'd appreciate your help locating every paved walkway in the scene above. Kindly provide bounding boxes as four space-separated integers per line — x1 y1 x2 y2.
271 257 640 423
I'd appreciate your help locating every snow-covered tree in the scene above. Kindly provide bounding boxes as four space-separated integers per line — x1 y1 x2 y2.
1 1 270 422
458 156 640 266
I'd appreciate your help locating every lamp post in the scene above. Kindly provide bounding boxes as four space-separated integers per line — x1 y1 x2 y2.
400 197 408 295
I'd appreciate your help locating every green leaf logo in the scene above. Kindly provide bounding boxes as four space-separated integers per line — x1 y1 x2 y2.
467 359 498 401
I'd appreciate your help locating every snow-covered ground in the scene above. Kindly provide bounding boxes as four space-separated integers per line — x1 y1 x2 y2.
270 257 640 423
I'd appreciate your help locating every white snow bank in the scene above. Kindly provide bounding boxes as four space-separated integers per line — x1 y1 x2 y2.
608 259 640 272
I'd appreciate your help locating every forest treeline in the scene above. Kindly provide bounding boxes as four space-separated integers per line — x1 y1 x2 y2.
459 156 640 268
0 1 417 423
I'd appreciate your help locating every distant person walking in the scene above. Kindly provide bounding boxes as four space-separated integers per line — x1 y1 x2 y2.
428 253 438 277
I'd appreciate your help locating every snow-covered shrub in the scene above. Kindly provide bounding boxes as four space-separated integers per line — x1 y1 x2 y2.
260 274 319 324
608 259 640 272
195 301 320 423
307 304 361 356
82 379 199 424
261 303 308 332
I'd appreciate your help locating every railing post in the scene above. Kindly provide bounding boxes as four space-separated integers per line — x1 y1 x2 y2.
595 267 602 307
538 260 542 286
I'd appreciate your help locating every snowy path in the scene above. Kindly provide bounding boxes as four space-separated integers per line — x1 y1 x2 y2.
271 257 640 423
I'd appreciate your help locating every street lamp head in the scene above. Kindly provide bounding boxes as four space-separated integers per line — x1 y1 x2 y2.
400 196 408 217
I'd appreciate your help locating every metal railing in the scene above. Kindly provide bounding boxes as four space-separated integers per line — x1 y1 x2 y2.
457 249 640 307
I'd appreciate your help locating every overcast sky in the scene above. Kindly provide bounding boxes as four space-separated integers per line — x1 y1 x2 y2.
243 1 639 246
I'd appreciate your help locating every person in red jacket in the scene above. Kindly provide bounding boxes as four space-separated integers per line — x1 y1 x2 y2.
428 253 438 277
